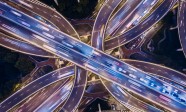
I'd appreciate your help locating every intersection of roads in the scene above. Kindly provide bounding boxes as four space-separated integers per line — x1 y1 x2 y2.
0 0 186 111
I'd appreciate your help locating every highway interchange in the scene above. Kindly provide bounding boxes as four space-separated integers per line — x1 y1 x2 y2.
0 0 186 111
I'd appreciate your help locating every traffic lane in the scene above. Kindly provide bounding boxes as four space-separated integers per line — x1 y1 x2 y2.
92 8 111 31
14 79 69 112
3 0 58 29
0 16 90 69
101 79 162 112
78 97 94 111
60 87 86 112
122 79 186 112
137 23 163 48
92 31 103 49
60 66 87 112
0 15 90 66
9 0 79 38
100 74 186 111
0 32 54 57
0 4 94 57
124 60 186 91
2 15 186 107
0 65 74 112
92 0 121 49
91 0 140 110
0 69 74 112
91 0 137 110
105 0 121 9
92 0 121 31
104 0 177 51
106 0 142 37
114 0 159 37
3 15 186 108
91 0 147 110
0 2 56 31
2 3 186 105
124 60 186 87
105 0 175 49
157 77 186 92
9 0 54 22
49 15 79 38
2 17 186 111
178 1 186 57
86 59 186 108
90 50 186 106
34 79 73 112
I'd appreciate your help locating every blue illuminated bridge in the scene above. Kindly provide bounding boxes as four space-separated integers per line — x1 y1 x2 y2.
0 0 186 112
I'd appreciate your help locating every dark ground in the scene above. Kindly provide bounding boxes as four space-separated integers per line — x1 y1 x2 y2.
40 0 98 19
0 47 35 101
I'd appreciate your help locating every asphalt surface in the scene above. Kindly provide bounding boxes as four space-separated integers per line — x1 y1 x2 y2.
9 0 79 38
1 3 186 111
0 32 54 57
111 0 159 37
178 0 186 58
0 1 89 112
91 0 161 111
0 0 186 111
104 0 178 51
60 66 87 112
105 0 143 37
0 65 74 112
124 60 186 87
14 78 71 112
34 78 73 112
91 0 122 50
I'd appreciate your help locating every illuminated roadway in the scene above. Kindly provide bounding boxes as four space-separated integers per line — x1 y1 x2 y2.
9 0 79 39
0 1 185 110
108 0 159 37
14 79 72 112
0 1 87 109
0 32 54 58
15 0 89 111
0 0 80 57
59 66 87 112
123 59 186 91
1 2 186 111
104 0 178 51
91 0 122 50
0 1 88 111
34 78 74 112
178 0 186 58
0 0 185 111
0 65 74 112
105 0 143 37
91 0 161 111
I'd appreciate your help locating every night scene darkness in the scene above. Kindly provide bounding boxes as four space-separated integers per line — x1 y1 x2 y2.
0 0 186 112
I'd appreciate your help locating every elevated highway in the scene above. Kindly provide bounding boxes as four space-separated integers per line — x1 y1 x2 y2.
0 0 185 111
91 0 161 111
0 65 74 112
0 2 186 111
178 0 186 58
104 0 178 51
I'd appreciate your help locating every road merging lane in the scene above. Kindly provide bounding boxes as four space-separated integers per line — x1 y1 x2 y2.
0 65 74 112
1 4 186 111
104 0 178 51
0 1 186 111
91 0 161 111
